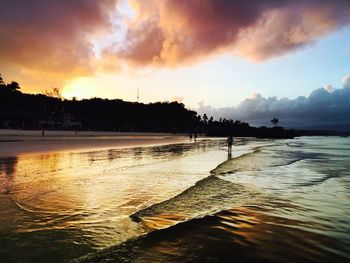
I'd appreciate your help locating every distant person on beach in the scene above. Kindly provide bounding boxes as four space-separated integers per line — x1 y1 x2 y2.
227 135 233 155
194 133 197 142
189 133 193 141
41 130 45 137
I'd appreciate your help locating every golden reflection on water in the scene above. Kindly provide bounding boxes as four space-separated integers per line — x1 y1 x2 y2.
2 137 350 263
0 140 227 262
139 214 189 231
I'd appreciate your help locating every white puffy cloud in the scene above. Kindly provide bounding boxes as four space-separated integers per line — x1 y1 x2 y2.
197 77 350 130
342 75 350 88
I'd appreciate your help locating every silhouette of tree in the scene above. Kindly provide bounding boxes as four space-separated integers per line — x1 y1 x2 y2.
271 117 279 126
203 114 208 124
43 87 62 99
0 74 5 87
6 81 21 92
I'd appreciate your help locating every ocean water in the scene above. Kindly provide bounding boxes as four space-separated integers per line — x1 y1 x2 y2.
1 137 350 262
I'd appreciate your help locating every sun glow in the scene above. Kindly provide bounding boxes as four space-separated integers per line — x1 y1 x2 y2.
61 74 138 102
62 77 98 99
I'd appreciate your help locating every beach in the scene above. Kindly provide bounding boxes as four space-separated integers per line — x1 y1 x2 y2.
73 136 350 263
0 134 234 262
1 135 350 262
2 1 350 262
0 130 190 157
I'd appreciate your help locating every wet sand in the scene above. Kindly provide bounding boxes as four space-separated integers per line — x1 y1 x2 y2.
0 130 189 157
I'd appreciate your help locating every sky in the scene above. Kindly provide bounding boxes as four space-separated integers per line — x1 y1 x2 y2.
0 0 350 129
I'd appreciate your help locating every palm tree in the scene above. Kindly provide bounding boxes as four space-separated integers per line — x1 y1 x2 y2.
203 114 208 124
271 117 279 126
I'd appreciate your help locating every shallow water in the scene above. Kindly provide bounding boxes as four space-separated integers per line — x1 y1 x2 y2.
1 137 350 262
0 138 249 262
75 136 350 263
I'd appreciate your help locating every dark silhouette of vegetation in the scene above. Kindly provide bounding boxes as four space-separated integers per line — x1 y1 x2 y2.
201 118 300 139
0 75 198 133
271 117 279 126
43 87 62 99
1 74 348 138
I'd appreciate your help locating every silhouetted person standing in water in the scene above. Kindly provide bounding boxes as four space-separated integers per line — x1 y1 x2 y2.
42 130 45 137
227 135 233 155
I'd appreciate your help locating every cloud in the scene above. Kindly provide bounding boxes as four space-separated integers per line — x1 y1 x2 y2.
0 0 119 89
197 76 350 130
109 0 350 66
342 75 350 88
1 1 350 92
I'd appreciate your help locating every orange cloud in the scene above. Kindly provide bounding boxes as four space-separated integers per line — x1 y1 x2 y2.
0 0 119 91
1 0 350 93
107 0 350 66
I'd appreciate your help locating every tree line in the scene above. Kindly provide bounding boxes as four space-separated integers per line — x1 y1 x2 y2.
2 74 345 138
0 75 197 132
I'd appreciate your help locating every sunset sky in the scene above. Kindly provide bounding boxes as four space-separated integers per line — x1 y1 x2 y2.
1 0 350 127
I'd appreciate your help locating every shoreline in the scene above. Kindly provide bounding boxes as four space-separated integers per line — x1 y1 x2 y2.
70 136 350 263
0 130 192 157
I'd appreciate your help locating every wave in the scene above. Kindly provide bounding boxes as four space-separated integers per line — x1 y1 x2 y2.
131 141 333 229
71 138 350 262
212 143 328 175
129 142 274 227
72 205 349 263
130 175 263 230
